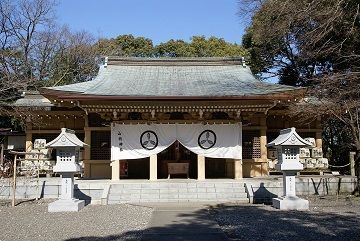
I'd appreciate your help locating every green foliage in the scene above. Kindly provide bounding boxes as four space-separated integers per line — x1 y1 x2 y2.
241 0 360 85
96 35 248 58
97 34 154 57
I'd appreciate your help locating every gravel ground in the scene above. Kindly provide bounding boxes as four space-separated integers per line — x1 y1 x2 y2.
210 195 360 241
0 200 153 241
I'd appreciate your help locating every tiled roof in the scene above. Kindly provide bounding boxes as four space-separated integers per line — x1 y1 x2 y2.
13 91 53 107
44 57 298 97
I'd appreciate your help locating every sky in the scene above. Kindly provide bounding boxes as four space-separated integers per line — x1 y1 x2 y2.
56 0 246 44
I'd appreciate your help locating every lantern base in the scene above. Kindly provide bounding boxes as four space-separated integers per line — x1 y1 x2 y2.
48 198 85 212
272 196 309 210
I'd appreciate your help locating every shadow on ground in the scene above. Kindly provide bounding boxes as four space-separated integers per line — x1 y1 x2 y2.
210 203 360 241
63 201 360 241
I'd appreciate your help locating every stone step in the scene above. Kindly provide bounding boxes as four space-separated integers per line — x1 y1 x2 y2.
107 182 248 204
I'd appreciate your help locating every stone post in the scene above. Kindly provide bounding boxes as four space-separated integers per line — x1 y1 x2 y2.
350 152 356 176
149 154 158 180
60 173 75 200
197 155 205 180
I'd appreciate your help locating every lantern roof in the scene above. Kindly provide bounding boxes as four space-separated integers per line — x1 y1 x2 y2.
46 128 87 147
266 127 313 147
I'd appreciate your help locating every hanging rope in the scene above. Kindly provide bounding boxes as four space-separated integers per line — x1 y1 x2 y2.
328 163 350 168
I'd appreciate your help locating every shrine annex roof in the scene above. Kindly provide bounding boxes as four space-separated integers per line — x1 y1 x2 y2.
42 57 299 99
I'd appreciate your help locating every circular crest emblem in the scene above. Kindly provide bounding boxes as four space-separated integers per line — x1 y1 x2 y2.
198 130 216 149
290 134 296 144
140 130 158 150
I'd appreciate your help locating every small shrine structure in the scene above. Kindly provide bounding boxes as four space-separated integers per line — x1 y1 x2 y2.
47 128 87 212
267 127 312 210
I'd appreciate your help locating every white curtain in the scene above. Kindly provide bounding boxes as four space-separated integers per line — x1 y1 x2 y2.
111 123 242 160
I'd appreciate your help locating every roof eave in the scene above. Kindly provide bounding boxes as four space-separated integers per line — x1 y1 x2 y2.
40 89 305 102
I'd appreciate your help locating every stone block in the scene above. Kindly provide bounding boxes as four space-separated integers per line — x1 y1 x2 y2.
267 149 278 159
317 158 329 169
187 188 198 193
178 188 188 193
197 183 215 188
179 193 197 199
214 183 234 188
141 183 160 189
141 189 160 194
206 188 216 193
272 196 309 210
161 188 178 193
215 193 235 199
300 148 310 158
160 193 179 199
268 159 278 169
311 148 323 158
304 158 316 169
123 184 141 189
198 193 216 199
196 188 207 193
186 183 197 188
48 199 85 212
304 137 316 148
140 193 159 199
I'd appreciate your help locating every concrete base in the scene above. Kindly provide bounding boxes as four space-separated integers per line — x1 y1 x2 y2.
48 199 85 212
272 196 309 210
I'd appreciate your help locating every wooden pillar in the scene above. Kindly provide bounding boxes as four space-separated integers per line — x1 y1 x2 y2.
234 159 243 179
197 155 205 180
260 116 268 176
260 117 267 161
25 122 33 152
315 117 322 148
111 160 120 181
83 122 91 178
149 154 157 180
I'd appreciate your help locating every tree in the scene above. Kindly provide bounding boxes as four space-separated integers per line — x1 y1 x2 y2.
240 0 360 185
96 34 154 57
0 0 55 110
240 0 359 85
96 35 248 58
47 27 99 86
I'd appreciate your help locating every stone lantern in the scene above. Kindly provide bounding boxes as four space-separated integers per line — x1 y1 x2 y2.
266 127 312 210
46 128 87 212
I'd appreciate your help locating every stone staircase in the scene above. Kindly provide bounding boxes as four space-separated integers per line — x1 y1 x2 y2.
107 180 248 204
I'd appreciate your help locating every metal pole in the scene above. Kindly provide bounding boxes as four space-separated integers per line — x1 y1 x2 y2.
12 154 17 207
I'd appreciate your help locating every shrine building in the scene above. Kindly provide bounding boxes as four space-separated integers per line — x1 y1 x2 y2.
14 57 322 180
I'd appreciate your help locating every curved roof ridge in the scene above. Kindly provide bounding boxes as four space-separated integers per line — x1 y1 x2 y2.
107 56 245 66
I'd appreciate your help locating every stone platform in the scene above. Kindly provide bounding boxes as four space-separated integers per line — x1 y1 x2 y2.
0 176 356 205
272 196 309 210
48 199 85 212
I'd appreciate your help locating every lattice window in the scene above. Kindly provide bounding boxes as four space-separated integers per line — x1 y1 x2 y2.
91 131 111 160
59 150 72 161
284 147 297 160
242 130 261 159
